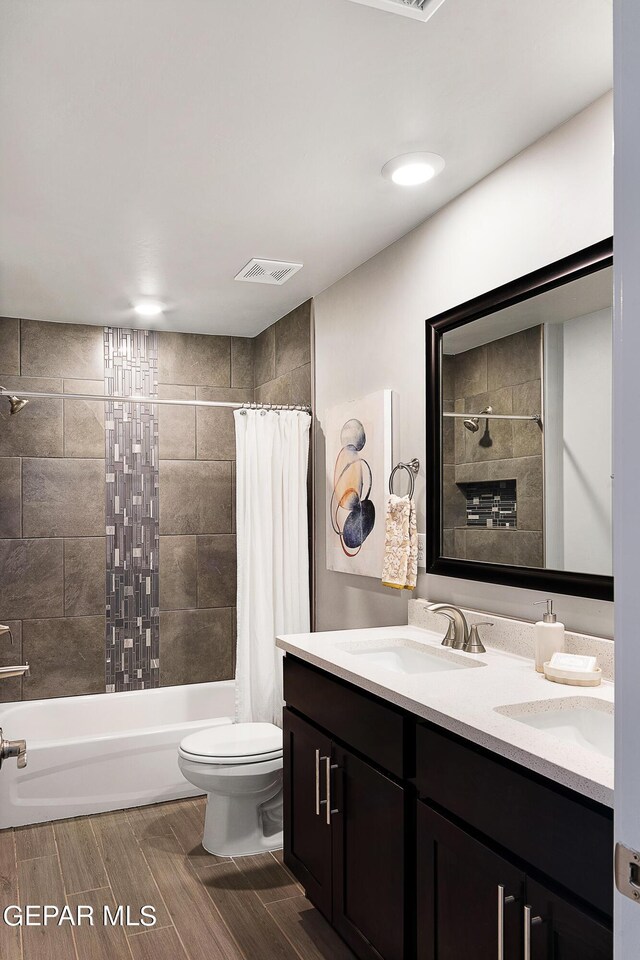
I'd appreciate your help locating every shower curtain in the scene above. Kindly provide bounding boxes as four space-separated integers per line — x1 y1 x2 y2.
234 408 311 726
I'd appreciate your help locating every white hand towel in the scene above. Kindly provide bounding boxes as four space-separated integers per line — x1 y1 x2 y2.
381 494 418 590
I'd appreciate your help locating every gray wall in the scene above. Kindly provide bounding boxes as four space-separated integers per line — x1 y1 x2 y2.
313 93 614 639
0 300 311 701
442 326 543 567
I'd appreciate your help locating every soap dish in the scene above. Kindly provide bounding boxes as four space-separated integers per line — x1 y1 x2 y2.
543 662 602 687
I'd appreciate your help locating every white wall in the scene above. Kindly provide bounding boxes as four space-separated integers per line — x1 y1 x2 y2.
562 309 613 575
314 92 614 638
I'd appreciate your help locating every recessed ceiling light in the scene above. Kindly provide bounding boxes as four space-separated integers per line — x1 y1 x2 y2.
133 300 165 318
381 152 445 186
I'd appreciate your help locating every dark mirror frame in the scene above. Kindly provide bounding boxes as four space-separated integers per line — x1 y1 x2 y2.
426 237 614 602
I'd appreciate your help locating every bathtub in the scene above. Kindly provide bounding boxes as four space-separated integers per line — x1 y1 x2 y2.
0 681 235 829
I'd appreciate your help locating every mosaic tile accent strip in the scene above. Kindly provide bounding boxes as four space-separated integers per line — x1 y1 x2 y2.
104 328 160 692
462 479 517 529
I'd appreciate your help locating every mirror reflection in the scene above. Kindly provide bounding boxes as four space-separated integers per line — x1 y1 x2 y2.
441 265 612 576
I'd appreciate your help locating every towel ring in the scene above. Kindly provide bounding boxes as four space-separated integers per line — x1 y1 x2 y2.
389 458 420 499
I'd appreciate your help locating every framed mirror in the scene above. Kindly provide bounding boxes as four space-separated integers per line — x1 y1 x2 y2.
426 238 613 601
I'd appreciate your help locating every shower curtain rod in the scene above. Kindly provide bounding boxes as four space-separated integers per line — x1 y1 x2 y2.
0 388 311 413
443 412 541 422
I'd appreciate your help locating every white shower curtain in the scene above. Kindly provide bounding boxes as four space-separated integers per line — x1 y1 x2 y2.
234 408 311 726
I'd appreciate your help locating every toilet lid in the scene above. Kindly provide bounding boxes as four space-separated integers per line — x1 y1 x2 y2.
180 722 283 764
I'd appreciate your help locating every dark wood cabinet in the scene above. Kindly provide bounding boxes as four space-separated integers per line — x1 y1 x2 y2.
417 803 524 960
283 707 332 917
332 744 406 960
524 878 613 960
284 707 406 960
283 656 613 960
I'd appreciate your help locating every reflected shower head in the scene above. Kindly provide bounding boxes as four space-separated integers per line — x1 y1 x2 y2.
0 388 28 415
463 405 492 433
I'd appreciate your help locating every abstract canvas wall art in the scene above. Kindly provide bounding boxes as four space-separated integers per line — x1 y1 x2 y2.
325 390 392 577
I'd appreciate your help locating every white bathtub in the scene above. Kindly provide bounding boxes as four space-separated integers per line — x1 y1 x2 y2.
0 681 235 828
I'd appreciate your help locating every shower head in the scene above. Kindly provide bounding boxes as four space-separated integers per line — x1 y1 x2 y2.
463 405 492 433
0 389 28 415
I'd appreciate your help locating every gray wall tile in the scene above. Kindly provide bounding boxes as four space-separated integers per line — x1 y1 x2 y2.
195 387 252 460
0 539 64 619
22 616 105 700
0 458 21 538
487 325 542 391
197 535 236 608
231 338 254 388
254 363 311 407
64 538 106 617
514 530 544 567
464 529 516 564
512 379 543 458
454 344 487 398
159 536 197 610
253 325 275 387
0 377 63 458
275 301 311 378
23 458 105 537
0 621 22 702
158 384 195 460
159 608 234 686
63 379 105 458
21 320 103 380
0 318 20 375
159 460 232 535
158 332 230 387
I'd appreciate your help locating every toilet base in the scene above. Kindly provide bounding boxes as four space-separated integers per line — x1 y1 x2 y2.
202 785 283 858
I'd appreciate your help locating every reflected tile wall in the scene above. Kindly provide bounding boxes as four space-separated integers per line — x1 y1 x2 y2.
104 328 160 692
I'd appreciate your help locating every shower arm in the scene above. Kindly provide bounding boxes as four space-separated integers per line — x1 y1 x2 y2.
443 412 541 423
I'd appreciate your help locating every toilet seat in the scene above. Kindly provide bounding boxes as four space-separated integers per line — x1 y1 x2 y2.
179 721 283 765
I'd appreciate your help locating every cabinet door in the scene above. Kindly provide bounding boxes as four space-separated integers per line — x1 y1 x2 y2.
417 803 524 960
524 878 612 960
331 744 406 960
283 708 333 918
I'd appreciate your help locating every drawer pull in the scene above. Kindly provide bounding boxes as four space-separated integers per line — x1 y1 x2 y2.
497 885 516 960
524 905 543 960
324 758 339 824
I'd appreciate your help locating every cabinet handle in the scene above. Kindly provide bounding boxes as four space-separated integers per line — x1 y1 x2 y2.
523 905 543 960
324 757 339 824
497 885 516 960
315 749 321 816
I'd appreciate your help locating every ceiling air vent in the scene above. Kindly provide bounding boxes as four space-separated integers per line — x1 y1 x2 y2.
346 0 446 21
234 258 303 285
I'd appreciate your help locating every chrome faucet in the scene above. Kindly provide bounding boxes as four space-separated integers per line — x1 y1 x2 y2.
0 728 27 769
0 624 30 680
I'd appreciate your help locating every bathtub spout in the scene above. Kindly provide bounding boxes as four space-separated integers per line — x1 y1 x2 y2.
0 663 29 680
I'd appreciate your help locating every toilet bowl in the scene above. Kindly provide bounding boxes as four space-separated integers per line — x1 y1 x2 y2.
178 721 283 858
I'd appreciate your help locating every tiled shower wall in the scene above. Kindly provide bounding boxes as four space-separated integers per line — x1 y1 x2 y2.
442 325 544 566
0 301 311 701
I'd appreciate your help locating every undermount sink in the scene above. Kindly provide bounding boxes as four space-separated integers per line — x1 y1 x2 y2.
337 638 485 675
496 697 614 759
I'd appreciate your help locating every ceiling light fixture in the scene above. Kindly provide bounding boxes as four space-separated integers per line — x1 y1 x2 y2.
133 300 166 318
381 152 445 186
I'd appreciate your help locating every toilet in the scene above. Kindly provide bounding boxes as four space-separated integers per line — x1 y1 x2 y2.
178 721 283 858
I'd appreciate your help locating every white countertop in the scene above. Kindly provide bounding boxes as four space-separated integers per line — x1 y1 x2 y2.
276 624 614 807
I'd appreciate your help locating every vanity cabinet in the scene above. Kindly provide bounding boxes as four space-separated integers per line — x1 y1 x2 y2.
282 656 613 960
416 804 612 960
283 656 409 960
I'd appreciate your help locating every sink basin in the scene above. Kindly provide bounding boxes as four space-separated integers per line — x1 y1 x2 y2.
496 697 613 759
337 638 485 675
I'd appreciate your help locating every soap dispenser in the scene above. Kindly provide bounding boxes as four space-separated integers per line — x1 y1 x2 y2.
533 599 565 673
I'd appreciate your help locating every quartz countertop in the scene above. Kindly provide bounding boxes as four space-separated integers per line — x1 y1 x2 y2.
276 624 614 807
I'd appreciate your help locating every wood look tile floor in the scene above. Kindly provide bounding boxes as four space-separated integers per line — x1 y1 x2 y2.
0 797 356 960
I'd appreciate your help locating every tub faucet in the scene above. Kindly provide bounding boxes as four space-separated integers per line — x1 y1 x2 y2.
428 603 471 652
0 727 27 769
